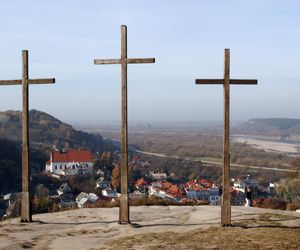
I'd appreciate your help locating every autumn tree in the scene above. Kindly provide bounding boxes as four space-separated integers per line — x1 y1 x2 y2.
112 162 120 191
94 151 114 180
276 173 300 203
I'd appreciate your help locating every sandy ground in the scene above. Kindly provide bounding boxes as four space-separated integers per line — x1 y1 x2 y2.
234 137 299 153
0 206 299 250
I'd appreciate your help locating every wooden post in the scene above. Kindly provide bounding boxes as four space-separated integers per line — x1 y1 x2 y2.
0 50 55 222
120 25 129 223
195 48 257 226
21 50 31 222
94 25 155 224
221 48 231 226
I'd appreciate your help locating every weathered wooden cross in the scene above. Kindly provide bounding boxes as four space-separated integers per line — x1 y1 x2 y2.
0 50 55 222
94 25 155 224
195 48 257 226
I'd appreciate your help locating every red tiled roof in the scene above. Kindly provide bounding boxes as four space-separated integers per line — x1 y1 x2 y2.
135 178 148 187
51 150 93 163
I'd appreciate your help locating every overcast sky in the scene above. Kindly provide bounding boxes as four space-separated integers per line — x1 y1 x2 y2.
0 1 299 124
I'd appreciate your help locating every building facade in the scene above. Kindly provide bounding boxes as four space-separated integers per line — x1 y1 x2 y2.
45 150 93 175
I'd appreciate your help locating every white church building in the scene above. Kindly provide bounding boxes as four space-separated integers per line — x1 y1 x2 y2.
45 150 94 175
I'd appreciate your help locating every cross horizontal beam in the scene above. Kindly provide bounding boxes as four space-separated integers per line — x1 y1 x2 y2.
94 58 155 65
195 79 257 85
0 78 55 86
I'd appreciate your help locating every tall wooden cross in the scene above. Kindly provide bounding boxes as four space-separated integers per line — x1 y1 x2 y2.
94 25 155 224
195 48 257 226
0 50 55 222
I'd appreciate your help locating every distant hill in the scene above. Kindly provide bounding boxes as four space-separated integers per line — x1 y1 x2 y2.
234 118 300 135
0 109 117 153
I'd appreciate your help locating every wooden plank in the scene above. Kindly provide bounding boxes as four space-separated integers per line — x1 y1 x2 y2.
0 78 55 85
230 79 257 85
0 80 22 85
119 24 130 224
28 78 55 84
94 59 121 65
221 48 231 226
195 79 257 85
127 58 155 64
195 79 223 84
94 58 155 65
21 50 31 223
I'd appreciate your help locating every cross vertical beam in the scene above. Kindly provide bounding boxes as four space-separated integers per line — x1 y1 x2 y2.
195 48 257 226
21 50 31 222
0 50 55 222
94 25 155 224
120 25 129 223
222 49 231 226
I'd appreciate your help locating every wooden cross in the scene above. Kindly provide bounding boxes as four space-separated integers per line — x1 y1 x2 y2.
0 50 55 222
195 48 257 226
94 25 155 224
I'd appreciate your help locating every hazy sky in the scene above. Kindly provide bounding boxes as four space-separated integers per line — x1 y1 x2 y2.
0 1 299 124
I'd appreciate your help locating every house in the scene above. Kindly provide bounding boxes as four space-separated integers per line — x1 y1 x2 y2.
184 179 216 203
57 183 74 200
45 150 93 175
95 177 111 189
102 188 120 198
96 169 105 176
233 175 260 190
150 171 167 181
208 188 220 205
149 181 186 202
57 183 72 195
75 192 99 208
135 178 149 193
230 188 246 206
148 181 162 196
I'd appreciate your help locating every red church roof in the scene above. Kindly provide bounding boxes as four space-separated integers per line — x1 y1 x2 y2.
51 150 93 163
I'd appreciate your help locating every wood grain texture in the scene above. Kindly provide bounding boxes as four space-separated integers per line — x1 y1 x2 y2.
120 25 130 224
94 59 121 65
94 58 155 65
21 50 31 223
0 78 55 85
221 48 231 226
127 58 155 64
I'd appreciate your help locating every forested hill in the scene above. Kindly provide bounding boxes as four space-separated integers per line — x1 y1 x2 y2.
0 138 22 193
234 118 300 135
0 109 117 153
0 110 118 193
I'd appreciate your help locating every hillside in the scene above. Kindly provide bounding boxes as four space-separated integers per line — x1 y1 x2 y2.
234 118 300 135
0 109 117 152
0 138 22 193
0 206 299 249
0 110 118 193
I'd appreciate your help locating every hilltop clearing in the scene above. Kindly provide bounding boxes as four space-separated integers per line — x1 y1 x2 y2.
0 206 299 249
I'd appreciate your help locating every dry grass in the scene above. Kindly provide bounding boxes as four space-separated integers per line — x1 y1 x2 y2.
101 213 300 250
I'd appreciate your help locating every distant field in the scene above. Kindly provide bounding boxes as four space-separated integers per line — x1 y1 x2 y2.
233 136 300 154
89 127 299 182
